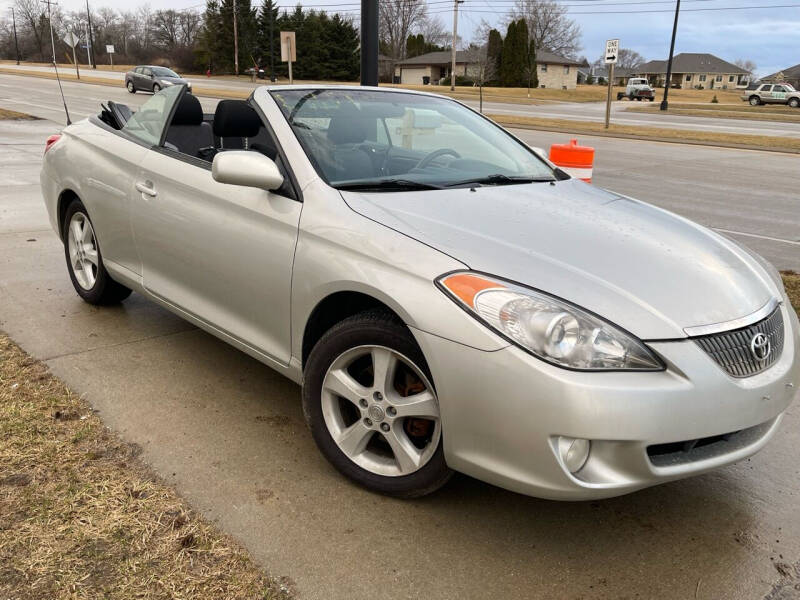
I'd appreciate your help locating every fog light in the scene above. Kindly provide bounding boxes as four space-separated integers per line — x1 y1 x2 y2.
560 437 591 474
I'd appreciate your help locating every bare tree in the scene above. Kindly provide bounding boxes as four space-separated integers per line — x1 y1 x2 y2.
179 11 201 47
463 42 492 111
151 9 180 50
508 0 581 58
734 58 756 77
379 0 427 61
14 0 46 60
417 14 448 48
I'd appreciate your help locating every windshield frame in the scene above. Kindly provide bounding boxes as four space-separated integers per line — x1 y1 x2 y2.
268 87 558 191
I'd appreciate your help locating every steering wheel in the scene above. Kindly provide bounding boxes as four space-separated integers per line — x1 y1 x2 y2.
415 148 461 170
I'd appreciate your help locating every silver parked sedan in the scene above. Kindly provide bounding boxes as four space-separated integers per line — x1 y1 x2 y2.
40 85 799 500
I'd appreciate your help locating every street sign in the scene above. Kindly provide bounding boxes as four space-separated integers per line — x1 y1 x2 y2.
604 39 619 64
63 32 79 48
280 31 296 62
106 44 115 54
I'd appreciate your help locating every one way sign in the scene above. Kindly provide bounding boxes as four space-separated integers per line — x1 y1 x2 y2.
604 39 619 64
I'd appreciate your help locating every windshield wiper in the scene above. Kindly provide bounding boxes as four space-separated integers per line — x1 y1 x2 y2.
445 174 555 187
337 179 443 191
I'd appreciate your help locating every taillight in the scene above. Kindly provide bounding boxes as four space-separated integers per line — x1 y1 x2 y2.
44 134 61 155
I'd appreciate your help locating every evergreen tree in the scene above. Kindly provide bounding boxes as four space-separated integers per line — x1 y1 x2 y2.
256 0 280 78
486 29 503 85
500 20 526 87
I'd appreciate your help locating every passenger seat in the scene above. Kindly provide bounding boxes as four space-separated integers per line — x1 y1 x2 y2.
164 94 214 158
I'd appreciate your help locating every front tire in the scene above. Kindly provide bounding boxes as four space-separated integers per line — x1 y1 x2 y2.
126 80 135 93
63 199 132 305
152 83 161 93
302 310 452 498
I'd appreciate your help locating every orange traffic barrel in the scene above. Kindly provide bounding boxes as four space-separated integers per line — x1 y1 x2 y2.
549 138 594 183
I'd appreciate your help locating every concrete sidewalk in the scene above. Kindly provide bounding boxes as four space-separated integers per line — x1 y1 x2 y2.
2 117 800 599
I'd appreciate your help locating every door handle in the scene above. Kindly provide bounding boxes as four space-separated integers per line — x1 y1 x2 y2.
135 180 157 197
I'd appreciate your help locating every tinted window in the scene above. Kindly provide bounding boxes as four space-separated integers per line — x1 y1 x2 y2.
152 67 179 78
761 85 772 92
121 86 182 146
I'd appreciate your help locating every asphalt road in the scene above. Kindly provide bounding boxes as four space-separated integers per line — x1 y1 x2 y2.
1 91 799 599
4 65 800 138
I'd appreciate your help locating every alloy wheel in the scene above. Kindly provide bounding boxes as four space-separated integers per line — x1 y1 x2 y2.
67 212 99 290
321 345 441 477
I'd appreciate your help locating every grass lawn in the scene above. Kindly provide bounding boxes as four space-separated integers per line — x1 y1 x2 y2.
783 271 800 317
0 335 293 599
489 114 800 153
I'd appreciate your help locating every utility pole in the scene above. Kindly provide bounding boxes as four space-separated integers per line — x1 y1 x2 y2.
41 0 58 66
84 21 91 65
450 0 463 91
360 0 378 85
233 0 239 75
660 0 681 111
11 8 21 65
269 1 275 81
86 0 96 68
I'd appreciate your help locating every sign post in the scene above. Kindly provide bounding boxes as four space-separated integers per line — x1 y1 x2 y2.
280 31 296 84
604 38 619 129
64 32 80 79
106 44 115 70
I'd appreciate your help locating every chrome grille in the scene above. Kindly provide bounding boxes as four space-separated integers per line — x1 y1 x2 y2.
694 307 784 378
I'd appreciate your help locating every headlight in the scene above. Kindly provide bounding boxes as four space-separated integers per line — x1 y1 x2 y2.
161 80 174 86
437 272 663 371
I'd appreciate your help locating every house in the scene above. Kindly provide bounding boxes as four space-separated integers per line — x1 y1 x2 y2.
393 50 471 85
393 49 581 89
761 64 800 89
632 53 749 89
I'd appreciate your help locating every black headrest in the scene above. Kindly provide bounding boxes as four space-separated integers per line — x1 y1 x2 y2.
327 116 370 145
171 93 203 125
213 100 261 138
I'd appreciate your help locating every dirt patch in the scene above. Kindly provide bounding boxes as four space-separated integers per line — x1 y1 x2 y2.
0 107 38 120
0 333 293 599
782 272 800 317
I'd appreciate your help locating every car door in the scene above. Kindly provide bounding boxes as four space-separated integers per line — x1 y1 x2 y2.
759 84 772 103
80 85 184 279
130 122 302 365
771 85 787 104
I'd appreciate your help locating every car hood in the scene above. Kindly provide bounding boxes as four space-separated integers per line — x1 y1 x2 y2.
341 179 776 340
160 76 187 83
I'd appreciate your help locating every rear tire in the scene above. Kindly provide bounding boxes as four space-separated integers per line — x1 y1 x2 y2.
789 97 800 108
749 95 761 106
62 199 132 305
302 309 452 498
126 80 135 93
152 83 161 93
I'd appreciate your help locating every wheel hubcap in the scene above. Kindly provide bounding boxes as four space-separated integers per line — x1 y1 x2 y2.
321 345 441 477
67 212 99 290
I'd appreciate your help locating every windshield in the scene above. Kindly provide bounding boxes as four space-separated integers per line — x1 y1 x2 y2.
152 67 179 78
270 89 555 189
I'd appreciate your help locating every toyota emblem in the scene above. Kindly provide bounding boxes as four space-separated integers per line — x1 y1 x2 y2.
750 332 771 362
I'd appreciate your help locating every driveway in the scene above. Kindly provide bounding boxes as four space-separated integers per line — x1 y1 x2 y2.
2 118 800 600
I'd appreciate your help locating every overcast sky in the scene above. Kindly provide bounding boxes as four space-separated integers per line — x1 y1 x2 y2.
55 0 799 77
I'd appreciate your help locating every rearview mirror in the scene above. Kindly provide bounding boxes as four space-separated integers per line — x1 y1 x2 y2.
212 151 284 191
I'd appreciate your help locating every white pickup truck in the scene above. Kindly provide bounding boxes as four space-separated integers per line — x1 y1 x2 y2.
617 78 655 101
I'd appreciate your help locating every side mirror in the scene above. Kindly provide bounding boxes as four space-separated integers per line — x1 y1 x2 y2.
212 150 284 191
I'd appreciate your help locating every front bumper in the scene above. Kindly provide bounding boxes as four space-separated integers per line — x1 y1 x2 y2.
412 302 800 500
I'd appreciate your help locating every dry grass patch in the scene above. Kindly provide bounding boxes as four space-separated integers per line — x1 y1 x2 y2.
782 272 800 317
625 104 800 123
0 107 38 120
0 335 292 599
489 114 800 153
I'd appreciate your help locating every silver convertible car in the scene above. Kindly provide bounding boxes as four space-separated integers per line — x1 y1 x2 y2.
40 85 799 499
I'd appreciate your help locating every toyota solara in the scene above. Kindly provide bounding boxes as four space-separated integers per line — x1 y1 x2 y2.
40 85 799 499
